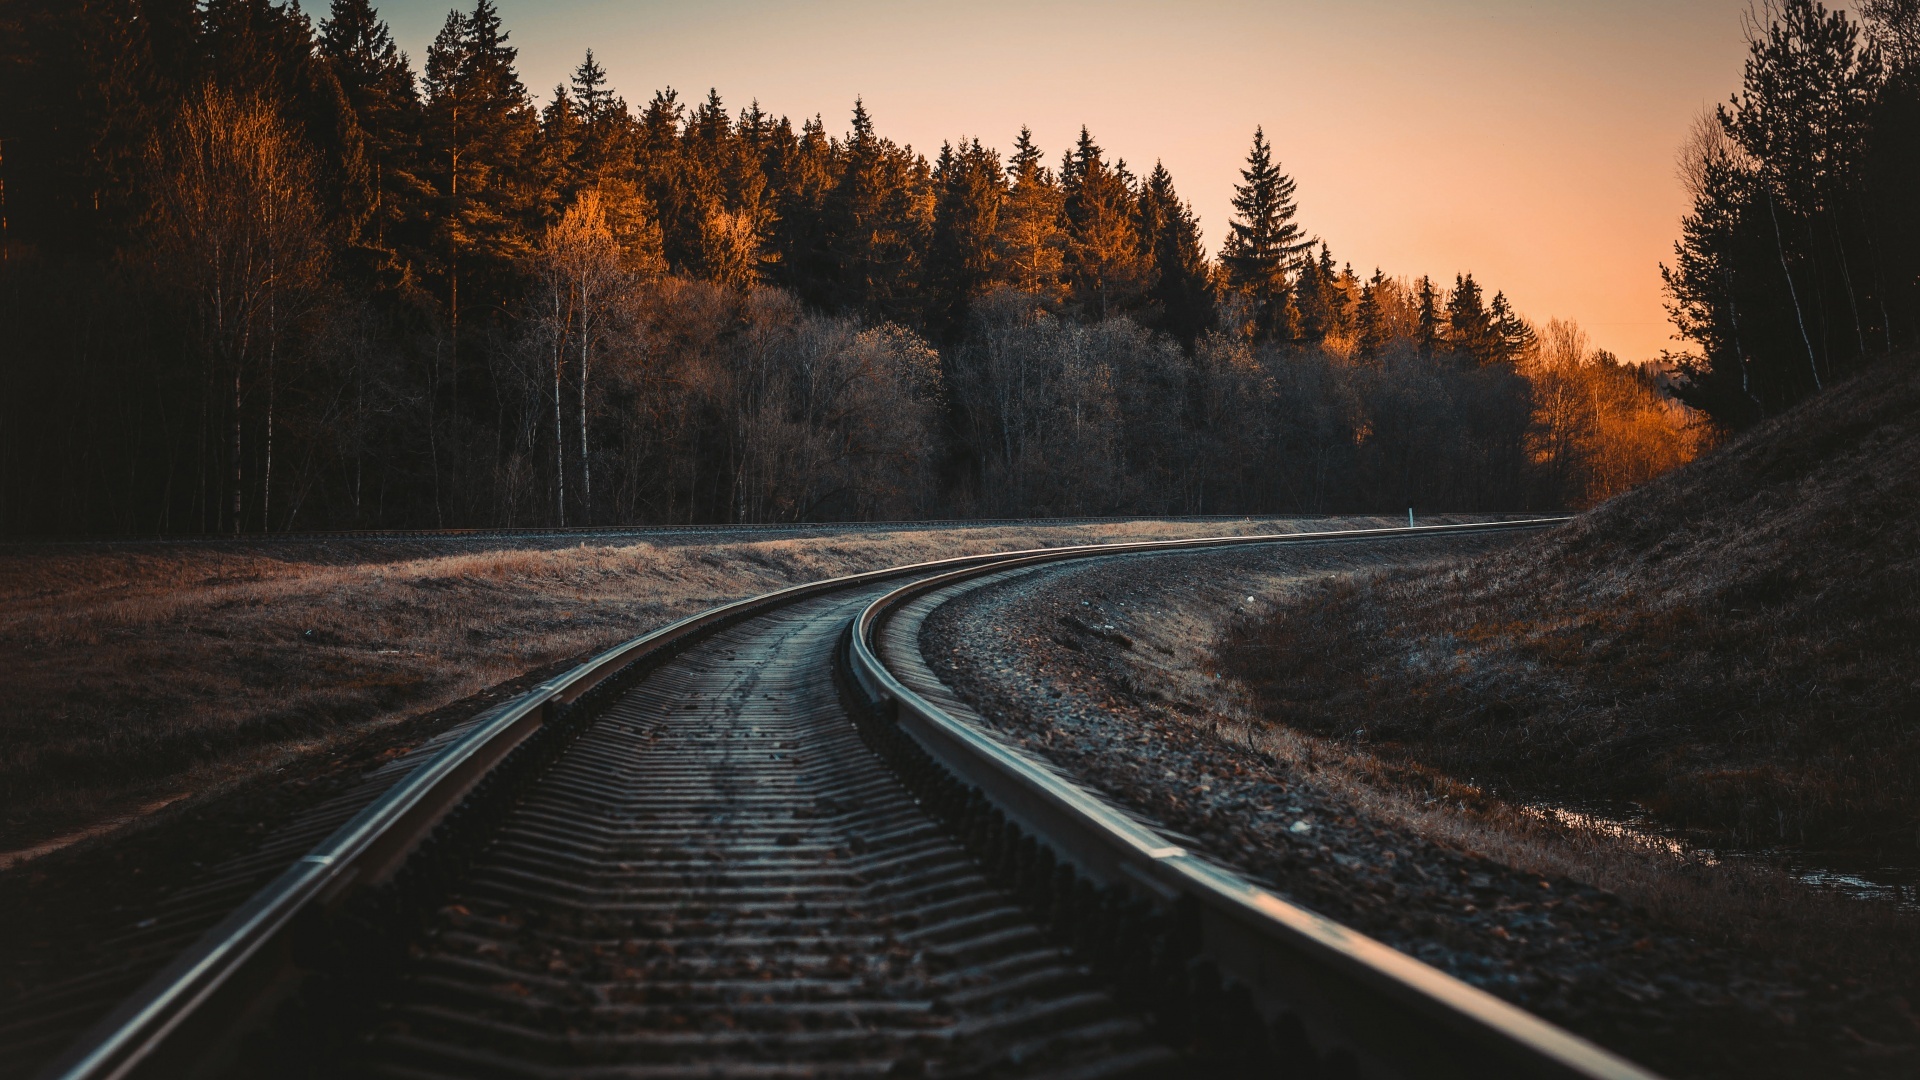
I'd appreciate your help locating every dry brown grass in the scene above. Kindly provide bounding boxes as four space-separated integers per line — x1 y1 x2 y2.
0 518 1344 855
1221 354 1920 858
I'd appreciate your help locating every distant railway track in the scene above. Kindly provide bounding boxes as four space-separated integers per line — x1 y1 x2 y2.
26 519 1663 1080
0 512 1535 548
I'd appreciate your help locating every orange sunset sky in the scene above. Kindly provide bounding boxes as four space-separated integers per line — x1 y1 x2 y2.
379 0 1761 363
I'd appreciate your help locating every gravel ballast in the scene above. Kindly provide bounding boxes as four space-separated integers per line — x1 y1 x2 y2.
915 540 1920 1080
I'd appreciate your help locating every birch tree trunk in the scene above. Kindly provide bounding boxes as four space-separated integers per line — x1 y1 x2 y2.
579 295 591 526
145 88 324 536
264 293 275 531
231 361 243 534
554 300 566 527
1767 188 1821 391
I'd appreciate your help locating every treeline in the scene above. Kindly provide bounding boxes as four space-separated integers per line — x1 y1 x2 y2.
1666 0 1920 425
0 0 1697 534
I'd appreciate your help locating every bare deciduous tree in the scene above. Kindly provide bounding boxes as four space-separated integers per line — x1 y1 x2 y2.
536 186 660 523
144 86 326 533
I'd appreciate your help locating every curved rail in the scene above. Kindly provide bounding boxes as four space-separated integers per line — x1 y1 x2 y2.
843 522 1660 1080
40 518 1566 1080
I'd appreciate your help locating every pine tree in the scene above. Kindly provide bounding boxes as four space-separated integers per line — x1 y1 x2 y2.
824 99 928 319
684 86 732 192
1295 242 1345 343
201 0 319 104
631 87 692 272
1008 127 1044 183
540 83 583 202
737 99 773 153
570 49 615 122
1220 126 1313 339
560 51 639 196
1446 272 1495 364
421 1 540 368
767 113 837 305
675 88 765 287
1060 126 1146 319
1334 260 1359 338
319 0 425 279
1137 161 1213 347
1355 268 1391 360
1489 290 1535 364
824 98 883 308
925 138 1005 336
992 126 1065 296
1414 275 1441 356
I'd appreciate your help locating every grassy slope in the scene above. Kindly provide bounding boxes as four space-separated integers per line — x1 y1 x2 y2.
1224 356 1920 853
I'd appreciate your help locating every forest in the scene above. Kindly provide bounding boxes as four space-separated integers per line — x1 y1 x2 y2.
0 1 1894 535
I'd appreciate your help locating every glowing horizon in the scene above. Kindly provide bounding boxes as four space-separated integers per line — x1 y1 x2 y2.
375 0 1754 362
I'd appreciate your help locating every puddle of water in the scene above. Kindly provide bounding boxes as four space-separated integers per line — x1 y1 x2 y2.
1522 801 1920 909
1719 852 1920 908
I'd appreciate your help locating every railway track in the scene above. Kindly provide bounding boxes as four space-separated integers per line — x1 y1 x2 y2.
27 519 1659 1079
1 512 1526 549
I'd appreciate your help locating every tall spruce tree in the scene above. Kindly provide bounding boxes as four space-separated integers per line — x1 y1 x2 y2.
571 49 615 122
539 83 583 202
1414 275 1441 356
1294 242 1346 343
992 126 1065 296
767 113 837 305
1489 290 1534 363
201 0 319 103
678 88 759 286
824 99 928 320
1446 272 1495 365
1355 268 1390 360
1060 126 1145 319
1137 161 1213 348
564 50 643 206
422 0 540 357
926 138 1005 337
632 87 695 273
319 0 425 280
824 98 884 309
1220 127 1312 340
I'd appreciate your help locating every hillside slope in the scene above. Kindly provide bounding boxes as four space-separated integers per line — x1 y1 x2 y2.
1224 355 1920 853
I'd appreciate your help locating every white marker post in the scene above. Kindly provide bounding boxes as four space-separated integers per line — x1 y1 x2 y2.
1408 508 1414 527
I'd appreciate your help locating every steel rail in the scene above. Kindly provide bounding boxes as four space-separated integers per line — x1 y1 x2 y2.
40 517 1564 1080
845 519 1662 1080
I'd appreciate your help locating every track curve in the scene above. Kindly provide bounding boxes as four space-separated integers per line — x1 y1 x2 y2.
352 588 1174 1077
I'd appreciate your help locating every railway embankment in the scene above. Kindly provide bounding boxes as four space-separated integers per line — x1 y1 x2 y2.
918 529 1920 1077
1223 355 1920 859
